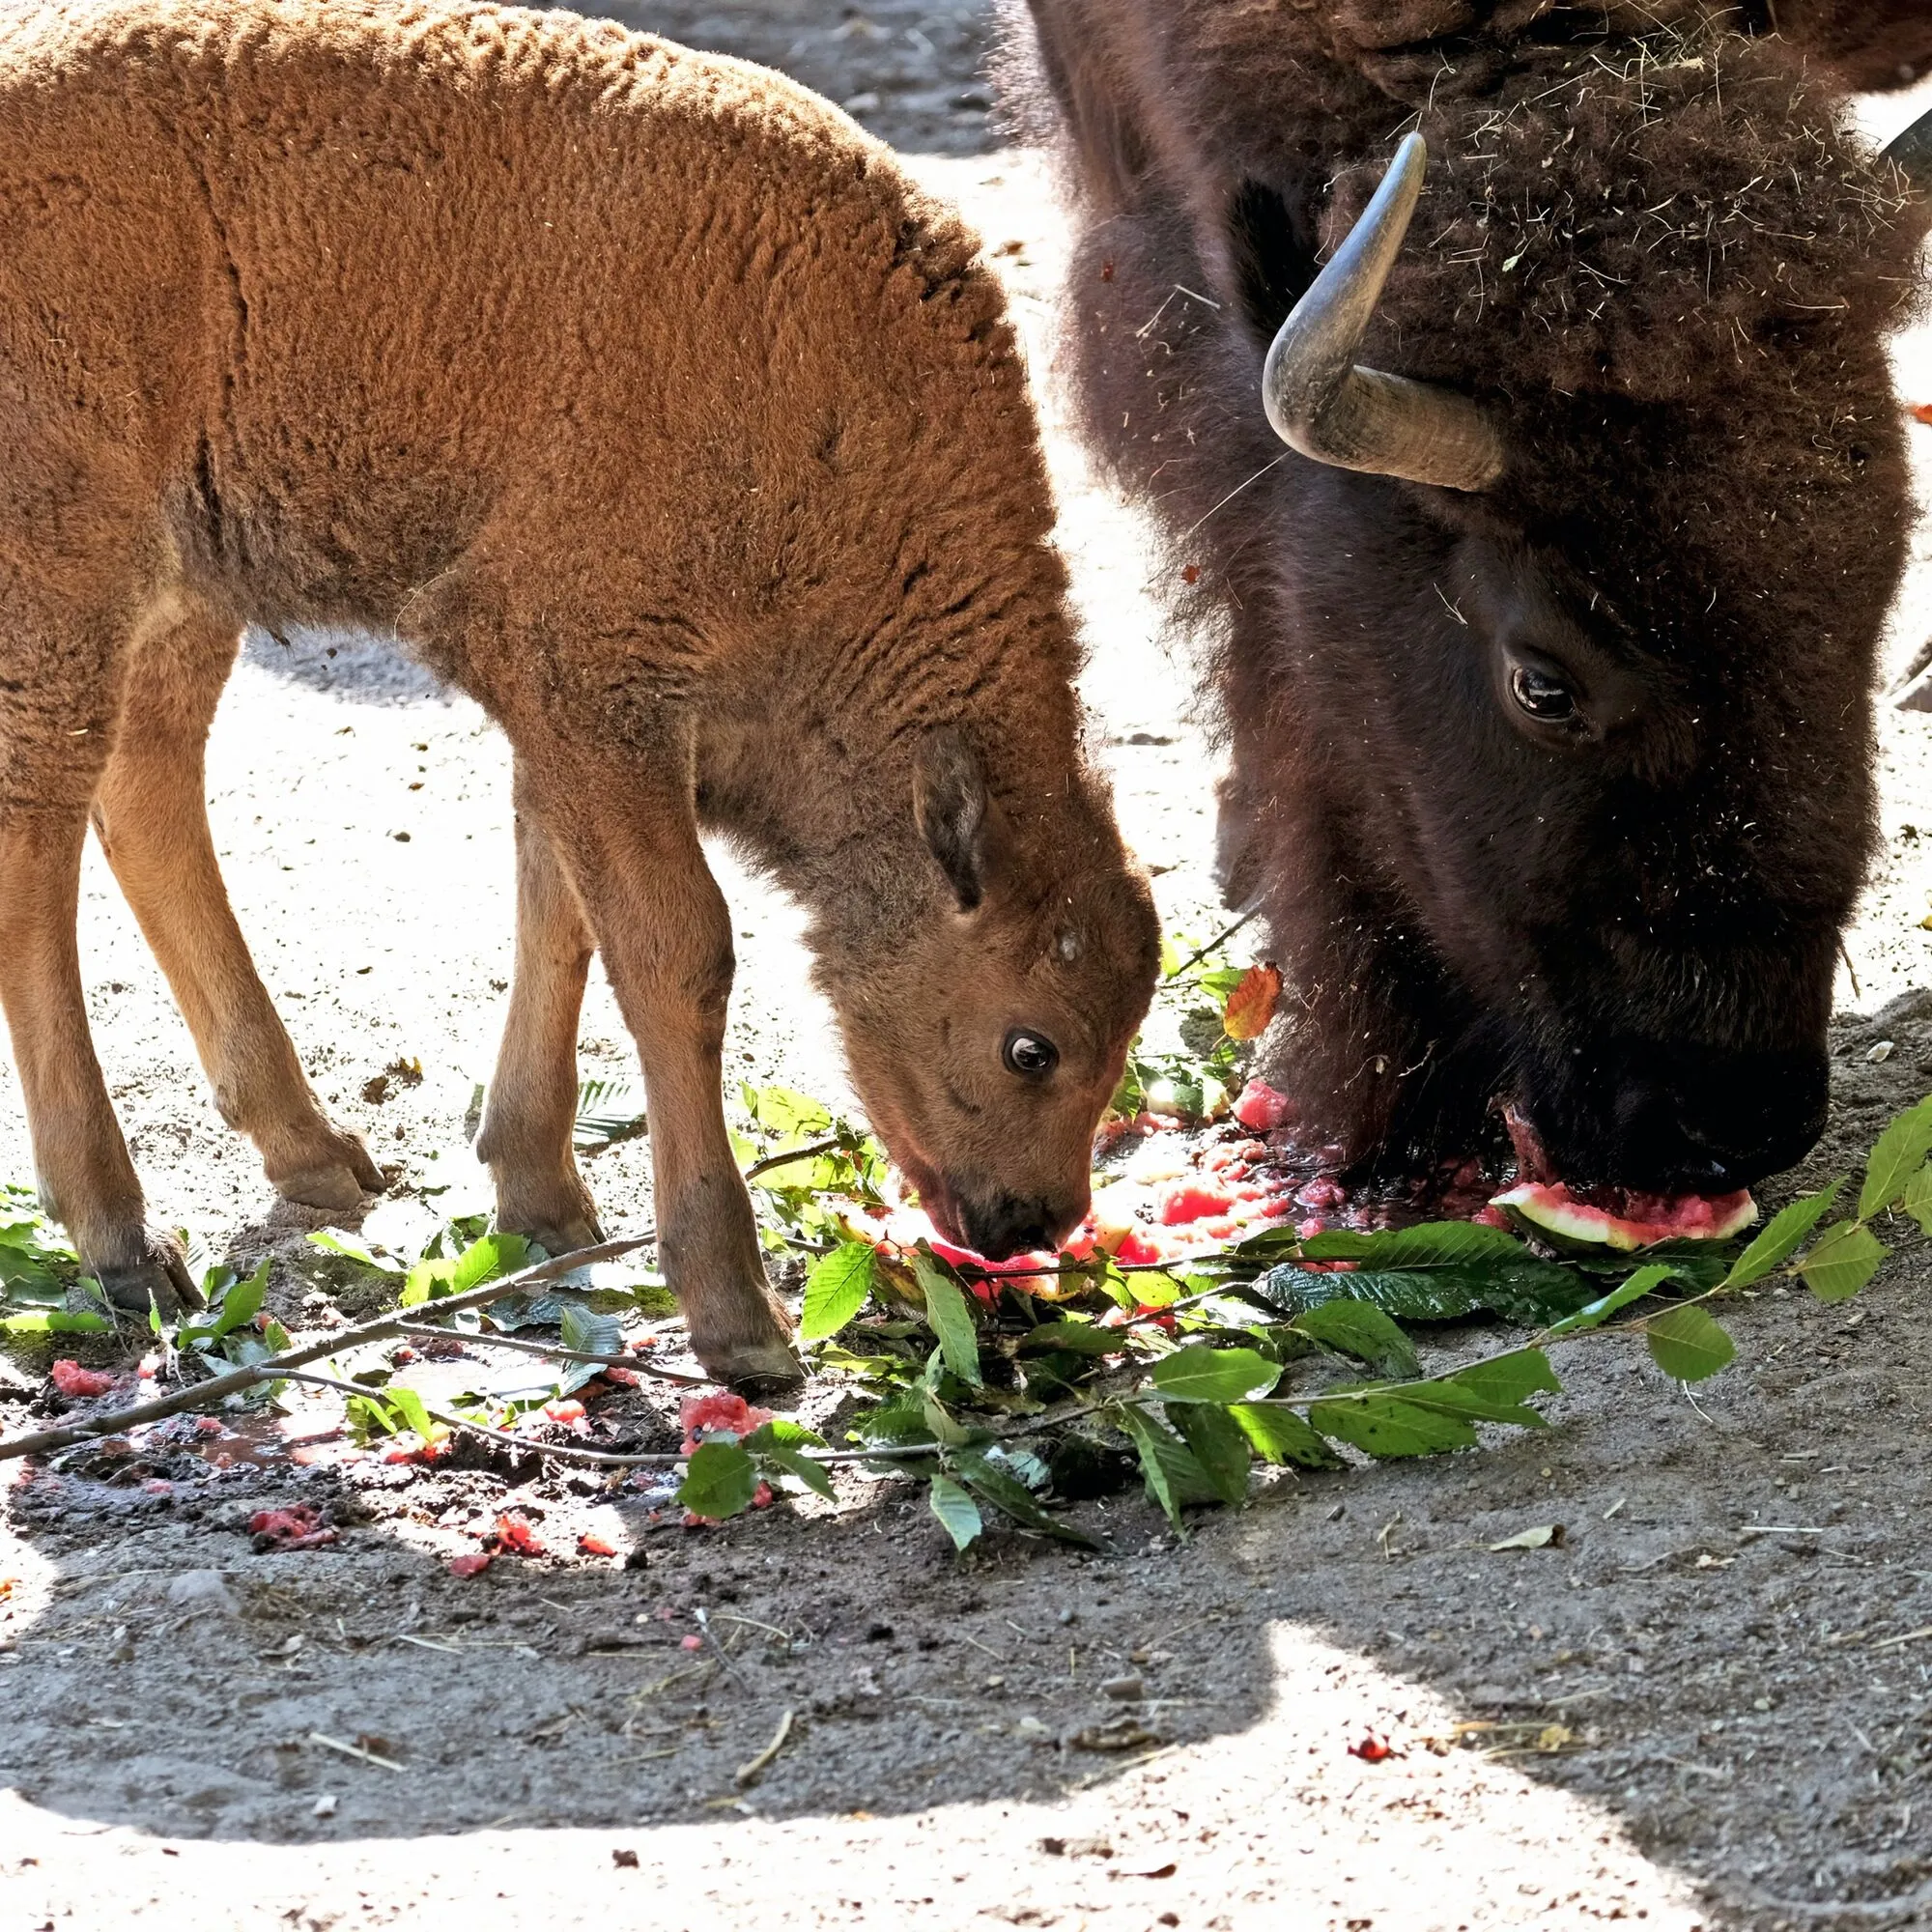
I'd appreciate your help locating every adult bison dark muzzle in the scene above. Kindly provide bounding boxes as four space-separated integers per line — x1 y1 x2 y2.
1008 0 1932 1197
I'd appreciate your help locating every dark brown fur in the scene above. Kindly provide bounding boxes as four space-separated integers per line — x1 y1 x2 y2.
1007 0 1929 1192
0 1 1158 1388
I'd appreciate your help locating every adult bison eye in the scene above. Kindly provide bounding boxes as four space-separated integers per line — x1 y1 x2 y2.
1003 1030 1059 1078
1509 663 1577 724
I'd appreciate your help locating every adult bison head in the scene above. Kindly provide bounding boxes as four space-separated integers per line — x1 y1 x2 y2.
1208 126 1927 1195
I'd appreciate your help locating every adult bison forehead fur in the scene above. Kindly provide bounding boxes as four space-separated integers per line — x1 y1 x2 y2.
1004 0 1932 1195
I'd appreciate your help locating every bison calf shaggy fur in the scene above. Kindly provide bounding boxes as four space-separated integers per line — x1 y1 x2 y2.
0 0 1160 1390
1009 0 1932 1198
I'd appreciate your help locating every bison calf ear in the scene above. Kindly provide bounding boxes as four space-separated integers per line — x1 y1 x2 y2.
914 728 1001 913
1225 178 1322 342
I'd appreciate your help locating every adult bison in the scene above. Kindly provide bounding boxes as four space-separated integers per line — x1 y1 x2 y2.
1006 0 1932 1200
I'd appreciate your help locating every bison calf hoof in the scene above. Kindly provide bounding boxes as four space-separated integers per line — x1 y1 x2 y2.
492 1170 604 1259
92 1232 203 1320
269 1129 386 1212
702 1336 807 1403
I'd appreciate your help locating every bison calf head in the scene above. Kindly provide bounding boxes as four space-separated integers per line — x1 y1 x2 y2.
822 728 1159 1257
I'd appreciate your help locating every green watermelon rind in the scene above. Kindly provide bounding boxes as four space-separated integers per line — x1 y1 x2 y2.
1493 1181 1757 1254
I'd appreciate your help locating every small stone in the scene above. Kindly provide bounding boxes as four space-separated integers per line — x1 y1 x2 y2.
166 1571 241 1617
1101 1673 1145 1702
841 91 881 113
1752 1696 1773 1712
1867 1040 1895 1064
313 1794 337 1818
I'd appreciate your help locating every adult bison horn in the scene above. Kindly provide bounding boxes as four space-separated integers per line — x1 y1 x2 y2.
1262 132 1504 493
1882 106 1932 192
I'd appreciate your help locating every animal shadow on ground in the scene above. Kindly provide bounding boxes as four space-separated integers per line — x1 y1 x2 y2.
241 624 449 708
4 996 1932 1928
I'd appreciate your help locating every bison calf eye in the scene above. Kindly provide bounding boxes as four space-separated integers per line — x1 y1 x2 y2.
1509 663 1577 724
1003 1030 1060 1078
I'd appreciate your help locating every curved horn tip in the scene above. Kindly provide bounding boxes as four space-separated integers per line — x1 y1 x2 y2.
1882 104 1932 192
1260 131 1503 495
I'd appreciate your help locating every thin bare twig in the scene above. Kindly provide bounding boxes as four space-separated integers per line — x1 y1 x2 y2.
280 1369 686 1468
733 1707 795 1787
391 1321 707 1388
744 1138 846 1182
0 1236 653 1463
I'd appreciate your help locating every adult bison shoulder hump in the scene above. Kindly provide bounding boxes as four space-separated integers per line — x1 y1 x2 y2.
1003 0 1932 1199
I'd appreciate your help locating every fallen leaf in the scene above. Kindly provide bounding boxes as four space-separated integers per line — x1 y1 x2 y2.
1487 1522 1564 1551
1223 963 1283 1041
1914 403 1932 425
1348 1731 1398 1762
1072 1716 1163 1752
578 1533 618 1558
446 1552 492 1578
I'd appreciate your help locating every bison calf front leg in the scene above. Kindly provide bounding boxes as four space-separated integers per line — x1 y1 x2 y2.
475 799 604 1253
0 809 199 1316
523 776 802 1397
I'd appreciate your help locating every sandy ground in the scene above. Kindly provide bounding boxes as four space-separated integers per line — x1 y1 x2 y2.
5 10 1932 1931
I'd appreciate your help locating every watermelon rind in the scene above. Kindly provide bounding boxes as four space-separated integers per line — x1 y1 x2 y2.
1492 1181 1757 1254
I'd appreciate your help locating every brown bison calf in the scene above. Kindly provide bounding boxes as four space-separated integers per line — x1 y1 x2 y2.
0 0 1159 1392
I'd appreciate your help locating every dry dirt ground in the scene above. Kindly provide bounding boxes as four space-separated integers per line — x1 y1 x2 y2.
4 8 1932 1930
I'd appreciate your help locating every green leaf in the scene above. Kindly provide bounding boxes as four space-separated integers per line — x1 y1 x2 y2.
387 1384 435 1439
1395 1349 1559 1430
1645 1304 1736 1382
1796 1220 1886 1305
740 1084 835 1140
800 1241 878 1343
451 1233 530 1295
1149 1343 1281 1405
1230 1402 1343 1468
1861 1095 1932 1219
0 1247 65 1301
1443 1347 1560 1406
913 1252 981 1388
1546 1263 1677 1336
953 1447 1099 1548
398 1257 452 1309
927 1474 983 1551
554 1299 619 1358
677 1440 760 1520
1718 1183 1842 1292
1111 1404 1216 1527
1904 1163 1932 1237
1266 1258 1595 1328
1307 1393 1478 1459
747 1418 836 1500
221 1260 270 1331
572 1077 647 1152
1129 1270 1186 1309
1018 1321 1121 1357
0 1308 112 1335
1290 1300 1420 1379
1168 1402 1255 1505
307 1229 404 1273
1296 1221 1531 1266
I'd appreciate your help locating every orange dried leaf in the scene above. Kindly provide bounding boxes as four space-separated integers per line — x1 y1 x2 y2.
1223 963 1283 1040
1913 403 1932 425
